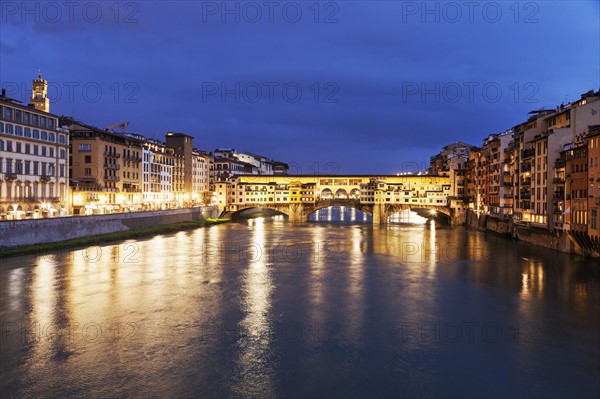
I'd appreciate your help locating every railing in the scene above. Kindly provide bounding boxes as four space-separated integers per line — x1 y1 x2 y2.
123 187 142 193
4 172 18 180
104 150 121 158
104 163 121 170
103 175 121 182
521 149 535 159
553 178 565 184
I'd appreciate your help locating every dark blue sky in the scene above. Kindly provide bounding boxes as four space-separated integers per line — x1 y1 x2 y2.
1 1 599 174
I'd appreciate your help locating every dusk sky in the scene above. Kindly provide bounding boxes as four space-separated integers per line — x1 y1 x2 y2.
1 0 599 174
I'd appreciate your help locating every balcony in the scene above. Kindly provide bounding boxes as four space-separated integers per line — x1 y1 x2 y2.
104 175 121 182
123 187 142 193
104 150 121 158
4 172 18 181
553 178 565 184
123 154 142 162
104 163 121 170
553 192 565 201
39 175 51 183
503 182 513 187
521 149 535 159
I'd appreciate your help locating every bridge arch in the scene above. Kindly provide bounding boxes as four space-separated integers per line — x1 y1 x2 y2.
334 188 348 199
321 188 333 199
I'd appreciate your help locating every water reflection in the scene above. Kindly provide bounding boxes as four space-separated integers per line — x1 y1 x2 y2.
0 220 598 398
234 217 276 398
309 206 371 223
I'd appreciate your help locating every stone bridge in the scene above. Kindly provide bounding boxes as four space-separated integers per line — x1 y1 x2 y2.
226 199 453 224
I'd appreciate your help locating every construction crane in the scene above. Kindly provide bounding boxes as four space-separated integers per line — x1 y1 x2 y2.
104 121 129 133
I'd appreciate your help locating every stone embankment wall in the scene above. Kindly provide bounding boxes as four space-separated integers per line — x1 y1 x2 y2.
465 210 585 257
0 206 218 250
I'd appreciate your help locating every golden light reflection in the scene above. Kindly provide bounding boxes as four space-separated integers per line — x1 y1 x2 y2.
346 227 365 344
309 226 326 323
519 259 545 300
235 216 276 397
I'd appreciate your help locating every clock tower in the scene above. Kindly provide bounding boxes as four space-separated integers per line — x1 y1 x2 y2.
30 69 50 113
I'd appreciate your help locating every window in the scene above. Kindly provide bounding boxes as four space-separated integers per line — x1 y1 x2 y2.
84 168 92 176
0 140 3 151
41 117 46 127
41 131 48 140
79 143 92 152
15 126 23 136
33 129 40 139
48 119 55 129
25 144 30 154
85 155 92 163
5 124 13 134
58 134 66 144
49 148 54 158
32 114 38 125
33 162 39 175
592 210 597 229
7 141 13 152
48 132 55 142
25 161 30 175
60 164 65 177
41 146 47 156
24 127 31 137
60 149 66 159
3 107 12 120
23 113 30 124
0 122 3 133
14 110 21 122
33 145 38 155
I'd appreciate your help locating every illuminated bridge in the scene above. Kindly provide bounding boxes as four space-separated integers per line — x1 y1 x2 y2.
216 175 460 224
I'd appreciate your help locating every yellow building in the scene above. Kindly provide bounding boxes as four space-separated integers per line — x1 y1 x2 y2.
64 119 143 215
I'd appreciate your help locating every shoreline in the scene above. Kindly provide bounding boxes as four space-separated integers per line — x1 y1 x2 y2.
0 218 230 259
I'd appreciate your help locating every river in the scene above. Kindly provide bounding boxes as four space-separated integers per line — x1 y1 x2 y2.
1 217 599 398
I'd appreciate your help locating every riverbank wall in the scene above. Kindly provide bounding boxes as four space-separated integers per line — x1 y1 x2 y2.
0 206 218 250
465 210 598 257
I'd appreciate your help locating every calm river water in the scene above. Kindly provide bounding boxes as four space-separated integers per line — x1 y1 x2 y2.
1 217 599 398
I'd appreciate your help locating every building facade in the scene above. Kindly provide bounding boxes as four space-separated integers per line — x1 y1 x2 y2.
0 74 69 220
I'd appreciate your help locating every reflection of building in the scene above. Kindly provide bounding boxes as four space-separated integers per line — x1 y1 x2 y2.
0 73 70 220
63 118 143 215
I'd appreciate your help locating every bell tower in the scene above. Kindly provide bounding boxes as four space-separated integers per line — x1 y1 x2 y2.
30 69 50 113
